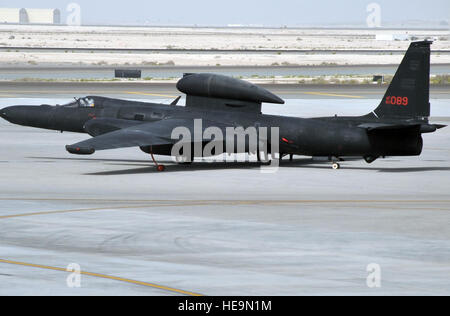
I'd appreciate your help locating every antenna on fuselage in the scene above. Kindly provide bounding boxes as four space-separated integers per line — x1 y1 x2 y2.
170 96 182 106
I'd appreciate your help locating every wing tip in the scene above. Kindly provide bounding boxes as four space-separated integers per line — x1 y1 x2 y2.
66 145 95 155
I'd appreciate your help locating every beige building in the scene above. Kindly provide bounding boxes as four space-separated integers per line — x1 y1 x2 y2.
22 8 60 24
0 8 60 24
0 8 22 23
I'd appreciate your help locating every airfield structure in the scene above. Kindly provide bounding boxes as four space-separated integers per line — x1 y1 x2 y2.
0 8 60 24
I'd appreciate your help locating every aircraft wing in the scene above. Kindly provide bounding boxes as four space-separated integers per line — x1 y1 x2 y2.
66 118 227 155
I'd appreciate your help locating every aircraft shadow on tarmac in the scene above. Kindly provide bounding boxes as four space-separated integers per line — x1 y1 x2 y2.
29 156 450 175
282 164 450 173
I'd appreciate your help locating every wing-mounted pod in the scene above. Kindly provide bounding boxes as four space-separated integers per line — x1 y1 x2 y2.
176 73 284 113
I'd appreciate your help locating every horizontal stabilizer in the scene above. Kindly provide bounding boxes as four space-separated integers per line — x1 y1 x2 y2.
359 122 446 133
358 123 421 131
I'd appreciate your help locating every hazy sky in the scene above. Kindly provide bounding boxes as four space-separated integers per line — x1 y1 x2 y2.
1 0 449 27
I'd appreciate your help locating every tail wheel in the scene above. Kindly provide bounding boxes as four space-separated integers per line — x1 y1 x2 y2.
332 163 341 170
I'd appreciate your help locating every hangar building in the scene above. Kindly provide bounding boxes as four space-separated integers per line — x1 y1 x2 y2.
0 8 60 24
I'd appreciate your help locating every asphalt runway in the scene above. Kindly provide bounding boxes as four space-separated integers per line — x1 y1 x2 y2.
0 97 449 295
0 82 449 100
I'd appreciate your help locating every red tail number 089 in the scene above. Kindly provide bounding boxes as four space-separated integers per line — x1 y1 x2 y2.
386 96 408 106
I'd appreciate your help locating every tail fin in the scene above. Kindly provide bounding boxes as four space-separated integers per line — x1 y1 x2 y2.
372 41 431 121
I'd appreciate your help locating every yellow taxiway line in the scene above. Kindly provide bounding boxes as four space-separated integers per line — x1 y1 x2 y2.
1 198 450 204
0 202 218 220
0 90 178 97
0 259 202 296
124 91 179 98
0 199 449 221
302 92 364 98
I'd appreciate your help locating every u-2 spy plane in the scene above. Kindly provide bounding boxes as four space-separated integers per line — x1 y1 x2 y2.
0 41 445 171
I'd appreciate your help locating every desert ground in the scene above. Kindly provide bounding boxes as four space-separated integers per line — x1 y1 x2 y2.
0 25 448 67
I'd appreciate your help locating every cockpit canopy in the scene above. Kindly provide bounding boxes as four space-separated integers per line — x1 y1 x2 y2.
63 97 96 108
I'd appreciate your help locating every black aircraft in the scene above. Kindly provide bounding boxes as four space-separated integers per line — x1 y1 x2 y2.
0 41 445 171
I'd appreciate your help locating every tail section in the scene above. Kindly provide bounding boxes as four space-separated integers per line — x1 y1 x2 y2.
372 41 431 121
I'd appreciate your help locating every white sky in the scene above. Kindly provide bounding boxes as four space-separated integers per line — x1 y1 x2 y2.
0 0 449 27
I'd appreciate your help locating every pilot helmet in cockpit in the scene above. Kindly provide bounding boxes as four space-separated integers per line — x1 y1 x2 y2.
79 98 95 107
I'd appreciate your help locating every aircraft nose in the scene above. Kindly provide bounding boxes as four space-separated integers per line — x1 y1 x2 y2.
1 106 26 124
0 106 13 120
0 105 52 127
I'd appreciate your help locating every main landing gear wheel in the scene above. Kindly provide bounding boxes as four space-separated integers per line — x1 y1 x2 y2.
332 162 341 170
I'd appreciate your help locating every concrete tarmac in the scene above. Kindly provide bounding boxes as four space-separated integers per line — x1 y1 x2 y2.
0 98 449 296
1 65 450 80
